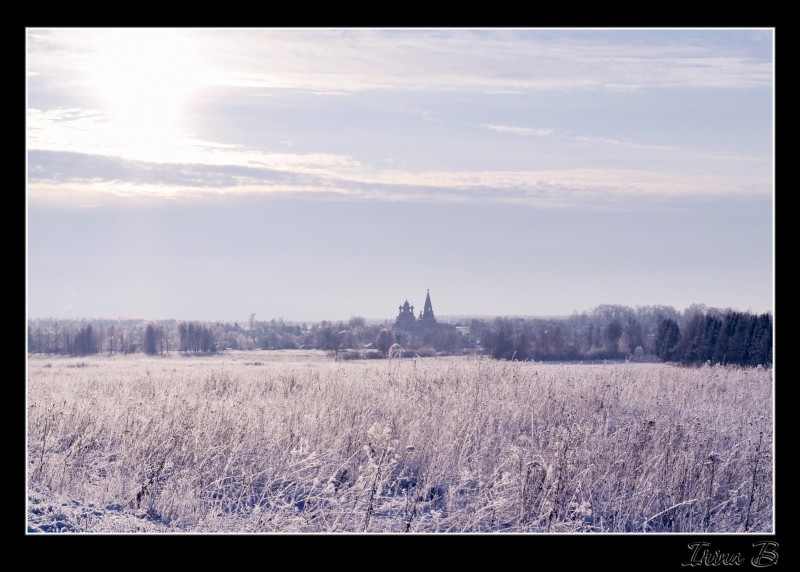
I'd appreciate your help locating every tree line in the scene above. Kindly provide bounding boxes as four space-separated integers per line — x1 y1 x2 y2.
474 306 771 367
472 304 668 362
654 311 772 367
26 303 772 367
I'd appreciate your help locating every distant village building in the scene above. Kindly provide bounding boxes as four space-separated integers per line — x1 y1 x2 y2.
394 290 446 331
395 299 417 330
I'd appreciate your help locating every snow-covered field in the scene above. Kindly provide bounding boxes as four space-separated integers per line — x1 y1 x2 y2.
26 351 773 534
27 483 172 533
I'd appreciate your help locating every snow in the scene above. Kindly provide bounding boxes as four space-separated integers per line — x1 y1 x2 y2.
27 484 172 534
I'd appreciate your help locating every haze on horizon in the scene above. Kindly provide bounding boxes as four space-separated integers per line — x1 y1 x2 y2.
26 28 774 324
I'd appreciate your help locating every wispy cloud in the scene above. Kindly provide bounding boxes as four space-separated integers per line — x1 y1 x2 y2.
26 29 773 211
27 150 771 210
481 123 673 151
27 28 773 97
482 124 555 137
571 135 673 151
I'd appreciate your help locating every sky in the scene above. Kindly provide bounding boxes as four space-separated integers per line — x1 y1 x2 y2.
25 28 774 323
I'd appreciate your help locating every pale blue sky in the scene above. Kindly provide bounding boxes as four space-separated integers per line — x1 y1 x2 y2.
26 28 774 322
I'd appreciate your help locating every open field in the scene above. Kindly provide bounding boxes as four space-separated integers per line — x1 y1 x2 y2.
26 351 773 533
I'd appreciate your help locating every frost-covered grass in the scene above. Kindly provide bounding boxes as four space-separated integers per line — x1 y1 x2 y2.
26 351 773 533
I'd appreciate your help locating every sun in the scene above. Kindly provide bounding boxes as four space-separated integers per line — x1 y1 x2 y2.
87 28 208 157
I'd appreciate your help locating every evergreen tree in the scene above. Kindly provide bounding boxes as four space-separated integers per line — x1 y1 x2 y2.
677 313 704 364
699 315 722 363
727 313 752 365
655 319 681 362
747 313 773 367
144 323 159 355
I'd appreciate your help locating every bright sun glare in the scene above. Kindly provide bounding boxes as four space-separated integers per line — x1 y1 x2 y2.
88 29 207 159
